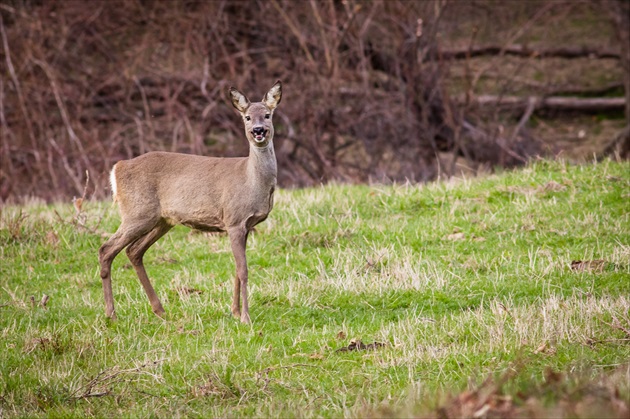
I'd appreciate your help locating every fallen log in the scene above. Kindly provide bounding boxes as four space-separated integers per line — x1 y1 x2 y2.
436 44 621 60
544 82 624 97
458 95 626 112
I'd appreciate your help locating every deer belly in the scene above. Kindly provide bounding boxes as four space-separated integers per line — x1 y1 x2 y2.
163 209 225 232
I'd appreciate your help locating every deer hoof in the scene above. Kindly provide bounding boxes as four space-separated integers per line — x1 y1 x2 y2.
153 307 166 318
240 313 251 324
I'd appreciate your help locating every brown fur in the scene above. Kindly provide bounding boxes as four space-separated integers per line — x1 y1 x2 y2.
98 81 282 323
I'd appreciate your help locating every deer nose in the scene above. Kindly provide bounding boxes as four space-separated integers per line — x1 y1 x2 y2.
252 127 265 136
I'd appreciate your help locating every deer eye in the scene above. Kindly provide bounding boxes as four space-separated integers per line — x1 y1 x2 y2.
245 116 251 121
265 114 271 119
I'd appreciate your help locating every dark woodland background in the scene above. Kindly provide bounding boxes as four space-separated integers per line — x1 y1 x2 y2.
1 0 629 203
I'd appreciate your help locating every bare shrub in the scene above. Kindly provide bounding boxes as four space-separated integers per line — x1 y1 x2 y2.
0 1 623 202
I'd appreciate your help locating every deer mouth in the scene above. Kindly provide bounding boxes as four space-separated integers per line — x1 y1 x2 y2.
252 130 268 143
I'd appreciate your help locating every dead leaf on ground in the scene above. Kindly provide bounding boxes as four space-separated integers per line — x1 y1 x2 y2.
335 339 387 352
584 337 598 347
45 231 59 247
544 367 564 384
534 342 547 354
533 342 556 355
538 180 566 192
174 287 204 296
177 326 200 335
336 331 347 340
157 256 179 264
192 383 217 397
571 259 607 272
446 232 466 241
23 337 55 354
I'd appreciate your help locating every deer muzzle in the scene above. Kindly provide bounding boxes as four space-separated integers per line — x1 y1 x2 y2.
252 126 267 143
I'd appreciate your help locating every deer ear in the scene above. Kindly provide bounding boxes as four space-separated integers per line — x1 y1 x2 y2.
229 87 250 113
263 80 282 110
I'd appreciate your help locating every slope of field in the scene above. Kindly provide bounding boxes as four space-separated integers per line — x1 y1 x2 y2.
0 160 628 417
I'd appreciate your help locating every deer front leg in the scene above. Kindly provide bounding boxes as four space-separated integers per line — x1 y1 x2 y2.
231 273 241 319
228 227 250 324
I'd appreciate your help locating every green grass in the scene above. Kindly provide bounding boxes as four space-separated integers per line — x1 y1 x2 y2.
1 160 629 417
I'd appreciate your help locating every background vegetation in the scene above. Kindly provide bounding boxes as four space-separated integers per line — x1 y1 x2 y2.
1 0 629 202
1 160 629 417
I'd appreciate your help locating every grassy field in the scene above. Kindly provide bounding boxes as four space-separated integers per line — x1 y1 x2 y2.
1 160 629 418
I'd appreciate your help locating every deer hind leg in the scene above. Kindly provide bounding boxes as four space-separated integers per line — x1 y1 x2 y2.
125 220 172 317
231 271 241 320
99 221 156 319
228 227 250 323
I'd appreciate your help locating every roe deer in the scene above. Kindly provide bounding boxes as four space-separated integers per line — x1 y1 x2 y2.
98 80 282 324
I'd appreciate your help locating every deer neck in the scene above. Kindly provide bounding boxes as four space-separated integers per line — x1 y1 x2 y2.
247 141 277 188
